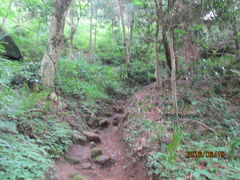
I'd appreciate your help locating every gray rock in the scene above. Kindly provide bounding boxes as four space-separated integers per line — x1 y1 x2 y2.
99 119 109 128
94 155 115 168
65 155 80 165
83 131 101 143
81 163 92 170
76 135 87 145
91 147 102 158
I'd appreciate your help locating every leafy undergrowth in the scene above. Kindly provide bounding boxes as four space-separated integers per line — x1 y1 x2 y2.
123 65 240 180
0 58 130 180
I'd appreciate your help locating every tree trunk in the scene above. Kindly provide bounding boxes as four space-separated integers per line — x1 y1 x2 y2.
169 25 178 116
154 0 161 89
128 11 134 62
94 9 98 55
119 0 130 64
69 5 74 61
159 0 171 70
89 0 93 61
40 0 73 88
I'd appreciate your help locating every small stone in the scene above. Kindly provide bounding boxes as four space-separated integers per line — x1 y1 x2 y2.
104 112 112 117
99 119 109 128
83 131 101 143
76 135 87 145
90 141 96 148
95 155 115 168
112 121 119 126
91 147 102 158
71 173 88 180
65 156 80 165
81 163 92 170
92 129 99 134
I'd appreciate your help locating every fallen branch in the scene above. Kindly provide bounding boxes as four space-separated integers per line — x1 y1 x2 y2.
165 111 198 117
81 106 96 118
180 118 218 134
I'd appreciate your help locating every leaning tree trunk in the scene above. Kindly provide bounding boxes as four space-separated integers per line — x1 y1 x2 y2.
159 0 171 71
119 0 130 64
154 0 162 89
40 0 73 88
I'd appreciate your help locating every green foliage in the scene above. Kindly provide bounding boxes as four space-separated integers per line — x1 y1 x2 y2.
118 61 155 86
0 121 52 180
57 59 123 101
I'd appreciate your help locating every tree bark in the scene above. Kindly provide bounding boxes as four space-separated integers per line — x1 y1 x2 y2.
159 0 171 70
89 0 93 61
128 11 134 62
119 0 130 63
69 5 74 61
40 0 73 88
169 24 178 116
154 0 162 89
94 9 98 55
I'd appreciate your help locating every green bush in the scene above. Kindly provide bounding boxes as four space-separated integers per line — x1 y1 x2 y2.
56 59 123 101
0 121 52 180
118 61 155 86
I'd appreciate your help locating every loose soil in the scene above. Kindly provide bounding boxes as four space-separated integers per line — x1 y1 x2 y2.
45 100 150 180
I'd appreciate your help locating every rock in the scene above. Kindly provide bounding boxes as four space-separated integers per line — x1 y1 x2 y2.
71 174 88 180
0 29 22 60
104 112 112 117
76 135 87 145
112 114 123 126
92 129 99 134
112 121 119 126
65 155 80 165
90 141 96 148
83 131 101 143
94 155 115 168
91 147 102 158
81 163 92 170
99 119 109 128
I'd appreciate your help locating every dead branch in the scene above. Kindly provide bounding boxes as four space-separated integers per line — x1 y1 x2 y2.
180 118 218 134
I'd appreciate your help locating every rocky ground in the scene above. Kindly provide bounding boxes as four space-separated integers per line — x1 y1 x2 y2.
45 100 149 180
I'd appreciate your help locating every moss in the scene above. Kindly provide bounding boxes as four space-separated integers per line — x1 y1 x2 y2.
71 174 88 180
91 147 102 158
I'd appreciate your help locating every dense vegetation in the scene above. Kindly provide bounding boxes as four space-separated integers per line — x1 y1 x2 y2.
0 0 239 179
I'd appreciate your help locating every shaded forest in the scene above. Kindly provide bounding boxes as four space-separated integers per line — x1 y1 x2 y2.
0 0 240 179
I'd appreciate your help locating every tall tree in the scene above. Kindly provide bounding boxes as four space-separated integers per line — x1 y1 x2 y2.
40 0 73 88
154 0 161 89
119 0 130 63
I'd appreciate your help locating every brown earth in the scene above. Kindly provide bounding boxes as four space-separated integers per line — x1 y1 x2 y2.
45 100 150 180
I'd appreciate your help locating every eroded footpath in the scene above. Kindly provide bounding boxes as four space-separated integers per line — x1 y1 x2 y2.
45 100 149 180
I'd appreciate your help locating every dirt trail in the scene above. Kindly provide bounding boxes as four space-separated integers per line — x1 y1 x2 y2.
45 100 149 180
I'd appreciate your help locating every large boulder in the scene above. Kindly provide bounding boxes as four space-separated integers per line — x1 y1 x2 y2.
0 29 22 60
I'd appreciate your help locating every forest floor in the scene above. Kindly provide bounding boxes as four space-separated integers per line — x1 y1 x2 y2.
45 100 149 180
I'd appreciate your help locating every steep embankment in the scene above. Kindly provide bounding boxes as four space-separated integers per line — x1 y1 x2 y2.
45 100 149 180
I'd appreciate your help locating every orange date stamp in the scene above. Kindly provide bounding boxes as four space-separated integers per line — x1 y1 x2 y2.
186 151 226 158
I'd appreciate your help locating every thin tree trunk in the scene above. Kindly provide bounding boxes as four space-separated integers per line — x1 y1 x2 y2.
128 11 134 62
159 0 171 71
111 19 115 46
89 0 93 61
119 0 130 63
69 5 74 61
154 0 161 89
94 9 98 56
40 0 73 88
169 24 178 116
